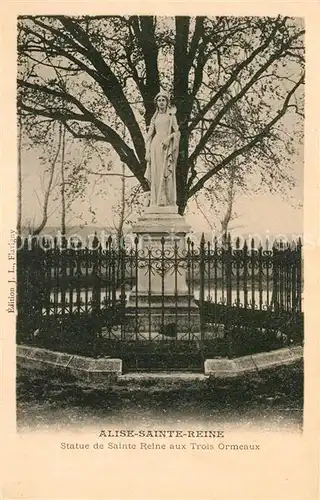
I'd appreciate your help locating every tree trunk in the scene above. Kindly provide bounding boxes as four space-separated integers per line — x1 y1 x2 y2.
137 16 160 126
174 16 193 216
220 161 237 235
117 161 126 248
17 115 22 234
60 125 67 236
32 123 62 236
176 128 189 215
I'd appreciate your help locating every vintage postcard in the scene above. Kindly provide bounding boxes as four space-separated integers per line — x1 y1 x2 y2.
1 1 319 499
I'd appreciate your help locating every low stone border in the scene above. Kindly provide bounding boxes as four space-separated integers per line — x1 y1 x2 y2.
17 344 303 382
17 345 122 384
204 345 303 378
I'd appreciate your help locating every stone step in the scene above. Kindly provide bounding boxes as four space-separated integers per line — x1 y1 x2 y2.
118 372 208 381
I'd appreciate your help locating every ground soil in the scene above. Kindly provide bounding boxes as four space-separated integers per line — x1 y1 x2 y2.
16 361 303 432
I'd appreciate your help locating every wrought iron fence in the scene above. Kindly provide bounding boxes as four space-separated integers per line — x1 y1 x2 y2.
16 234 303 363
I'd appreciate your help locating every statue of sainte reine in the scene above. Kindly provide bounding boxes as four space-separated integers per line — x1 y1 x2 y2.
144 92 180 207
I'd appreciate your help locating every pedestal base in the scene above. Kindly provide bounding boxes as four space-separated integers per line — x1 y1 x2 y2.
132 205 190 235
125 292 201 339
125 206 201 339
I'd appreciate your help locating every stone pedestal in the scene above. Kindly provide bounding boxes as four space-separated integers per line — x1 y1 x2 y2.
125 206 201 340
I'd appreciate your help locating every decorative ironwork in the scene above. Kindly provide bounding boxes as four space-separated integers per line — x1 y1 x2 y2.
16 233 303 361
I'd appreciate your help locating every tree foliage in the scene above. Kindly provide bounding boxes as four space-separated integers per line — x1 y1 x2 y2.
17 15 304 214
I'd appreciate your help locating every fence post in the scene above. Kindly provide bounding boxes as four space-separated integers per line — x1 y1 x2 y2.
226 233 233 359
91 234 101 334
243 239 248 311
134 236 139 338
31 239 45 336
296 238 302 313
16 237 27 340
250 238 255 311
272 241 279 313
296 238 303 343
119 236 126 341
187 237 192 336
199 233 205 339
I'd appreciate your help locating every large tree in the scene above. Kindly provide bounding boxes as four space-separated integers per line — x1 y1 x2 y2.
17 15 304 215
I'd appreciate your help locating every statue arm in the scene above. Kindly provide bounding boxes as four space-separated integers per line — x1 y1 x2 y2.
145 118 155 160
162 114 180 151
172 114 179 133
168 114 180 141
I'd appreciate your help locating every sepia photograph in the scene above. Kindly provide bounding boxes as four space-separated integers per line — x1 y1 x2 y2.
15 14 305 435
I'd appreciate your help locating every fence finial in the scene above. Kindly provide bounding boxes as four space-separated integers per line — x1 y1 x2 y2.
93 232 100 249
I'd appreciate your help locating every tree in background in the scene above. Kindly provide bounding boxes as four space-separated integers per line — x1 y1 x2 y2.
189 83 302 236
18 115 145 237
17 113 23 235
18 117 64 235
17 15 304 216
193 159 243 235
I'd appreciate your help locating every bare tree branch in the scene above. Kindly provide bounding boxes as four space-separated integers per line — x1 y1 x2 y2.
188 74 304 198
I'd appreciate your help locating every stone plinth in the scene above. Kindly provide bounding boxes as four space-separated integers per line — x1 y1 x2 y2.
133 205 190 235
126 205 200 338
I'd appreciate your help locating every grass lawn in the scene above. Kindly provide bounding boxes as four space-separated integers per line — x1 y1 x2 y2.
16 361 303 432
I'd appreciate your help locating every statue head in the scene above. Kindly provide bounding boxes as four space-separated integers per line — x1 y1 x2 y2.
154 91 170 112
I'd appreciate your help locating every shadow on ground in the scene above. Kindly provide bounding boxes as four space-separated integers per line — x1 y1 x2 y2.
16 361 303 432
